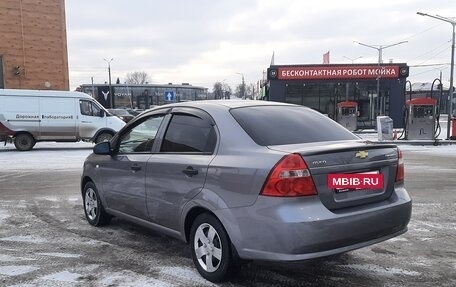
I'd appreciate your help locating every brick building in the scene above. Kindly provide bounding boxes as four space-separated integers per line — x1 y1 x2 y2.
0 0 69 90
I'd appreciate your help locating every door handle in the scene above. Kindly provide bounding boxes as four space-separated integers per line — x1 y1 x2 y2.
131 164 142 172
182 166 198 177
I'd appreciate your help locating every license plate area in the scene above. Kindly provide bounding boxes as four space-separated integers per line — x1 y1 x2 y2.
328 171 383 193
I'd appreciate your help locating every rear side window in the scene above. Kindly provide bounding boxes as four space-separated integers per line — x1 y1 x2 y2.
160 114 216 153
230 105 358 146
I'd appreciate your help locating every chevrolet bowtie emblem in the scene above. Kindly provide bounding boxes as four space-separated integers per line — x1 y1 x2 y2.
355 151 369 159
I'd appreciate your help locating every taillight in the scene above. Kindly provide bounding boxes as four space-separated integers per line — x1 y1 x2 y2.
261 153 317 197
395 147 404 182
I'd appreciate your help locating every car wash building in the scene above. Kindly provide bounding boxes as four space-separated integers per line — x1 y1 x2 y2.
266 63 409 128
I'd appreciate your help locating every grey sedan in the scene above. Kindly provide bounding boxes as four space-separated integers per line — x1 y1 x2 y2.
81 100 411 282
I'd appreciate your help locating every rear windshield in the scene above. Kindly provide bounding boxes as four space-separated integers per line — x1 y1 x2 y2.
230 105 359 146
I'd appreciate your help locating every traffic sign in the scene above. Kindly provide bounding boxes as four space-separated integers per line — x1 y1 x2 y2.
164 91 175 102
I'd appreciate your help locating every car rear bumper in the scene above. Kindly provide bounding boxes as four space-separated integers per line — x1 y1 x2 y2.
216 186 411 261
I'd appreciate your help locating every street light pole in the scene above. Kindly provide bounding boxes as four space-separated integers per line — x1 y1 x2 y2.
343 56 363 101
417 12 455 140
353 41 407 117
103 58 114 108
354 41 407 63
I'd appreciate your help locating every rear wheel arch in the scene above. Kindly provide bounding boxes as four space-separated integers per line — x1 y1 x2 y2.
182 190 236 244
189 212 242 282
183 206 242 258
184 207 215 243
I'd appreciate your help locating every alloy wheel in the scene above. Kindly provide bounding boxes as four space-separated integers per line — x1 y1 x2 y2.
85 188 98 221
193 223 222 272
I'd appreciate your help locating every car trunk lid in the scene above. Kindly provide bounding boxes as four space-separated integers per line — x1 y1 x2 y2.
268 140 400 210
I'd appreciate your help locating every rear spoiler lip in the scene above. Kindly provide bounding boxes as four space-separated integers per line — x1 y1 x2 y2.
267 140 398 157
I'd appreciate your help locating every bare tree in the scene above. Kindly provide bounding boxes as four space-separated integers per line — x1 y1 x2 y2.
213 82 224 99
222 83 232 99
125 71 151 85
213 82 234 99
235 81 248 99
234 83 254 99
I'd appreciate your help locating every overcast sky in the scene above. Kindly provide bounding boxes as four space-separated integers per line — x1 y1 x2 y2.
65 0 456 91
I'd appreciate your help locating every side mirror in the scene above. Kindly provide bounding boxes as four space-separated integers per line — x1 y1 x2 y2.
100 110 105 117
93 141 112 155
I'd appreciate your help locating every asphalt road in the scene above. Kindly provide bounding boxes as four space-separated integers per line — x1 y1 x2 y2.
0 146 455 286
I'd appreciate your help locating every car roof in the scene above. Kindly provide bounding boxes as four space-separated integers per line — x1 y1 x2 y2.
158 100 296 110
0 89 92 99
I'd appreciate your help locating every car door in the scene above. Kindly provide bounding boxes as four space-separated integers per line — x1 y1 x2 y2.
39 97 77 140
99 112 167 220
145 108 217 230
78 99 107 139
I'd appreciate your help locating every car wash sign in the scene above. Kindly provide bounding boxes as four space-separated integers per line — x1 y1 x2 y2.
268 65 409 80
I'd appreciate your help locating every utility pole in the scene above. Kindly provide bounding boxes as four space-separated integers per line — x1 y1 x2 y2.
91 76 94 98
104 58 114 108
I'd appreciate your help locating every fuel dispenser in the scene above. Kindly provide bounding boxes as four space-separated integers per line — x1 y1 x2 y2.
337 101 357 131
404 98 438 140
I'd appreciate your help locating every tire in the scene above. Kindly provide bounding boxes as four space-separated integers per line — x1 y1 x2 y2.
95 132 113 144
14 133 36 151
190 214 239 282
82 182 111 226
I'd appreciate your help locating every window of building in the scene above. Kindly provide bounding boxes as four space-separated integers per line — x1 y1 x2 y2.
284 81 393 125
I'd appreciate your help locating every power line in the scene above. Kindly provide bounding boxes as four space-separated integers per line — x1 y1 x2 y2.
411 40 451 61
400 23 450 65
410 65 448 77
402 22 444 41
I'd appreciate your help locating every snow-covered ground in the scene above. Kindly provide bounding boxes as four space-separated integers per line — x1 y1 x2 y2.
1 131 455 286
0 142 93 171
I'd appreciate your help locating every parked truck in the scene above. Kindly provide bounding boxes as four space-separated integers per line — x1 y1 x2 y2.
0 89 125 151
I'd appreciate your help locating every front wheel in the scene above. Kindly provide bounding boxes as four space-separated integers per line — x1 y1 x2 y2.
190 214 239 282
14 133 36 151
83 182 111 226
95 132 112 144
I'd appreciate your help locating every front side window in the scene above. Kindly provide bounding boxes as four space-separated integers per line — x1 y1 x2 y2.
80 100 102 117
160 114 216 153
118 115 165 153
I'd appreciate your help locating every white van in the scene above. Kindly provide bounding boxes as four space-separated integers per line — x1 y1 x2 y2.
0 89 125 151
